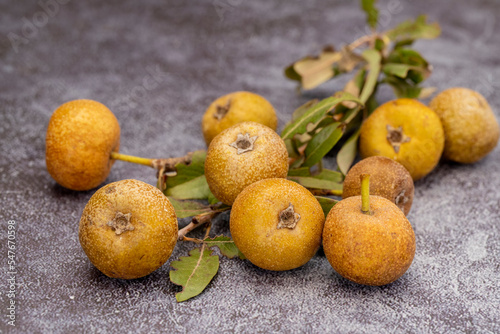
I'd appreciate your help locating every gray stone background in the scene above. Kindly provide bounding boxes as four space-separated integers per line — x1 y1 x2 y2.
1 0 499 333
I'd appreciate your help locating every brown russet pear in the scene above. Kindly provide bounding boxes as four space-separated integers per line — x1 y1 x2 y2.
323 174 416 286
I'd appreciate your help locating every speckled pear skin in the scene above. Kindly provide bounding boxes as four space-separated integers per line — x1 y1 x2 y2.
359 98 444 181
429 87 500 164
342 156 414 216
201 91 278 146
205 121 289 205
79 179 178 279
323 195 416 286
45 99 120 191
230 178 325 271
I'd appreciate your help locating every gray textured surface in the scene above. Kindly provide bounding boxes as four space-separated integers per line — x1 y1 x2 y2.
1 0 500 333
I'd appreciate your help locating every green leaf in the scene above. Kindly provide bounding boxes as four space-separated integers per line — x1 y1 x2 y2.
170 247 219 302
165 151 206 188
315 196 339 217
163 150 217 201
302 122 344 168
337 128 361 175
382 63 413 78
385 15 441 42
361 0 378 29
167 197 212 219
387 49 431 84
204 236 246 259
288 168 343 191
166 175 213 200
281 92 363 141
359 49 381 104
383 76 422 98
292 99 319 121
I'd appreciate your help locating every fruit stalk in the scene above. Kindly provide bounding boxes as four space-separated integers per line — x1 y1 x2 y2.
110 152 154 167
361 173 371 215
111 151 194 173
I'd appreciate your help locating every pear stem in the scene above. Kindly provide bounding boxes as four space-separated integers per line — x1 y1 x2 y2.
110 152 154 167
111 151 195 176
361 173 371 215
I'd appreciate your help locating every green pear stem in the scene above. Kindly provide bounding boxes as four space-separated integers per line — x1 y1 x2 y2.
110 151 194 173
110 151 154 167
361 173 371 215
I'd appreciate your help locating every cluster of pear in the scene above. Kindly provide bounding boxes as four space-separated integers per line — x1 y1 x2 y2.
45 87 498 285
203 93 417 286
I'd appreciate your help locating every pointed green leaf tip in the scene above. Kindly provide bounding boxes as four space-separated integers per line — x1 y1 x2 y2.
170 247 219 302
204 235 246 259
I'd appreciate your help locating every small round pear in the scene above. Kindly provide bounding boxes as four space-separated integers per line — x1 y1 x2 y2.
46 99 120 191
79 179 178 279
323 174 416 286
201 91 278 146
429 87 499 164
204 121 288 205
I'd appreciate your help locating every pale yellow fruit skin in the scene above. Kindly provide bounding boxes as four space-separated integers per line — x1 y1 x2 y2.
230 178 325 271
342 156 414 216
46 99 120 191
323 196 415 286
429 87 500 164
205 121 289 205
359 98 444 181
79 179 178 279
201 91 278 146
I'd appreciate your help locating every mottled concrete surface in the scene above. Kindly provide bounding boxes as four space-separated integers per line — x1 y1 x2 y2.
1 0 500 333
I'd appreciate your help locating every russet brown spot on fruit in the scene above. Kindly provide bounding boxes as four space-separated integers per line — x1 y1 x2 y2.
277 203 301 229
214 99 231 121
107 212 134 235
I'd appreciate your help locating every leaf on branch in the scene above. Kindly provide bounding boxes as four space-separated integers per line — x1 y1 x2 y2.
336 128 361 175
387 48 431 84
302 122 344 168
382 76 422 99
164 150 217 202
288 168 343 191
292 99 319 121
359 49 381 104
342 68 366 109
167 197 212 219
284 47 342 90
281 92 363 141
315 196 339 217
170 247 219 302
204 235 246 259
361 0 379 29
385 15 441 42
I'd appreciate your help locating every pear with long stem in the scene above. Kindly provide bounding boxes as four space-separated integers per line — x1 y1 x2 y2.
322 173 416 286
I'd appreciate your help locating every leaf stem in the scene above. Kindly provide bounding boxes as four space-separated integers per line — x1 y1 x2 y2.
361 173 371 215
177 211 218 241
